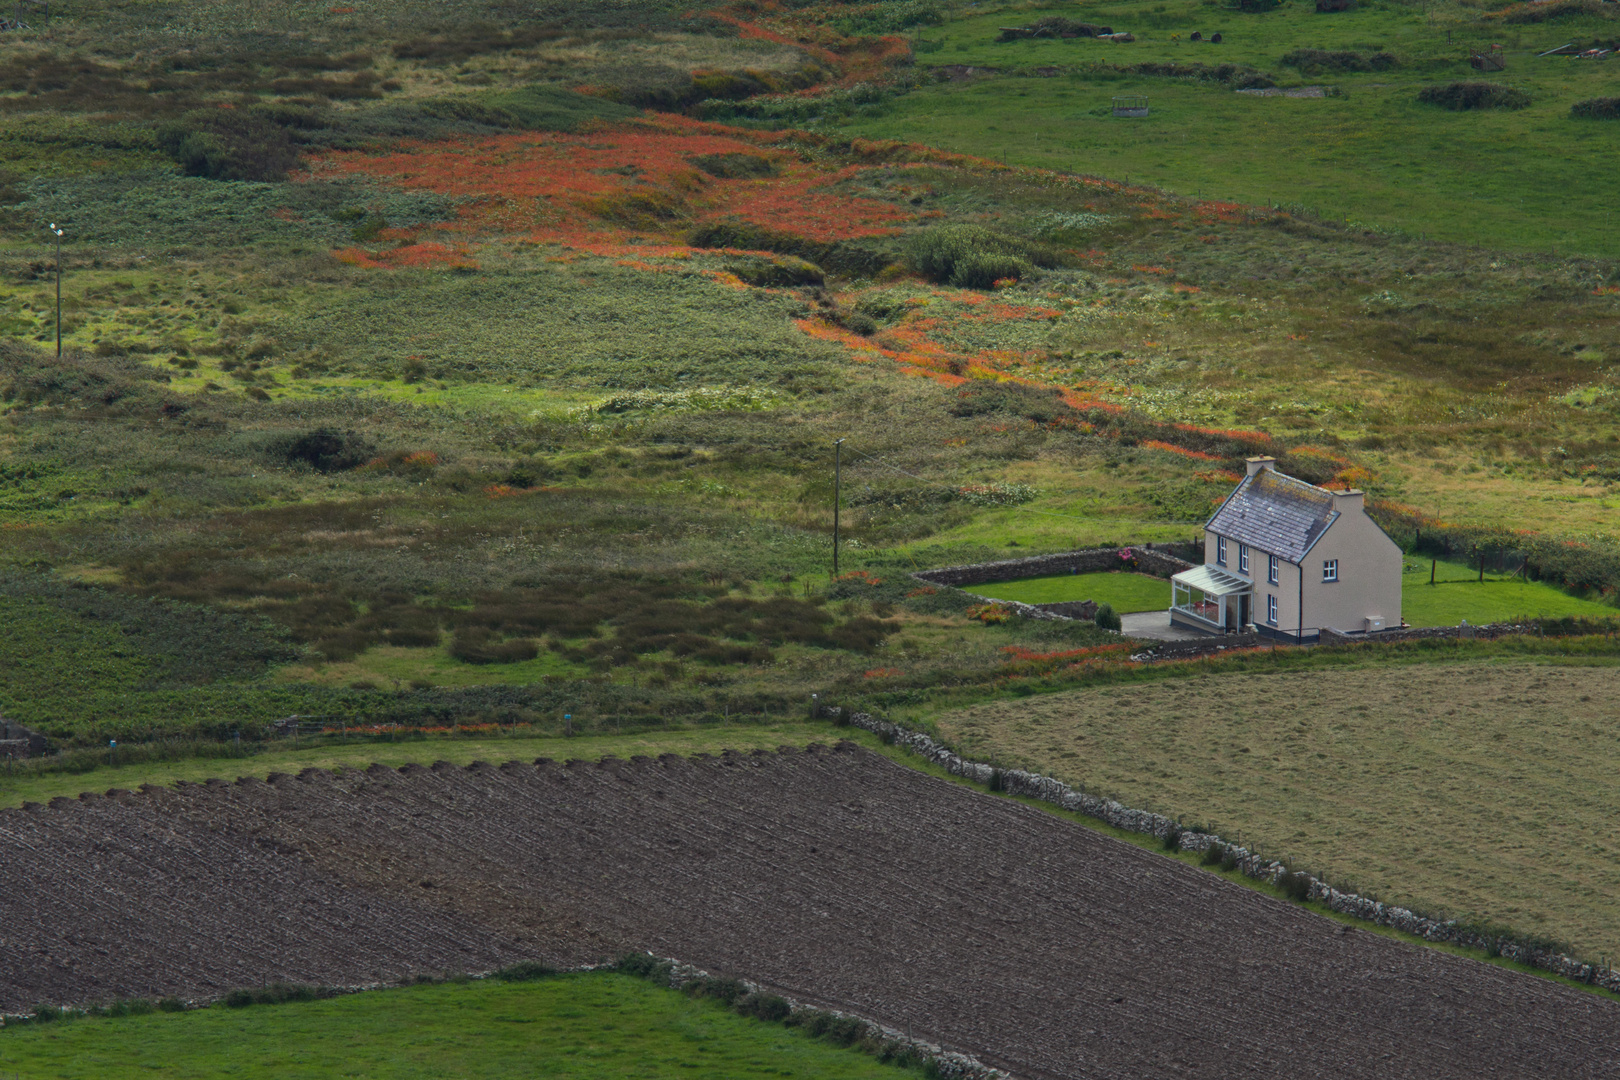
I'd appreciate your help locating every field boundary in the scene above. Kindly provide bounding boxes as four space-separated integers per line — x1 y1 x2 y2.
842 711 1620 996
911 545 1197 589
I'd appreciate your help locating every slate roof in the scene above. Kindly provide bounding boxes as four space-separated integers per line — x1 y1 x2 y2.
1206 468 1338 565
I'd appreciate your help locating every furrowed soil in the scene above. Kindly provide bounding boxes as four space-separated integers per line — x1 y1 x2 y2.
2 744 1615 1078
932 659 1620 960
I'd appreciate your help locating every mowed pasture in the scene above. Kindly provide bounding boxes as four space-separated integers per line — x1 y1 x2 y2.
0 974 907 1080
932 660 1620 958
2 745 1617 1078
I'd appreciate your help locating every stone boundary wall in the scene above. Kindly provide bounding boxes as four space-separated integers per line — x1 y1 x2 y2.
840 711 1620 996
1319 622 1532 646
640 957 1006 1080
1130 632 1272 661
912 545 1196 589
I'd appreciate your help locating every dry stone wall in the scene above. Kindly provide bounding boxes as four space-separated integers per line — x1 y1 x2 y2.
843 711 1620 996
913 545 1195 589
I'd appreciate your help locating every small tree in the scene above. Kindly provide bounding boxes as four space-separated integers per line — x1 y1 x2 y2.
1094 602 1122 631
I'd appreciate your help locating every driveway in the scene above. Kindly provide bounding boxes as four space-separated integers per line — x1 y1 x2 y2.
1120 610 1211 642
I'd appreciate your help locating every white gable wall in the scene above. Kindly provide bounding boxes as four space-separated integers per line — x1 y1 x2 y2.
1299 494 1402 634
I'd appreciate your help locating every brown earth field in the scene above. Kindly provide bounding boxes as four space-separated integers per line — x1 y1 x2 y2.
1 744 1617 1079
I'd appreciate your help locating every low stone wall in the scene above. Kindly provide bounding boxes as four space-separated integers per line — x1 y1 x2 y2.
1319 622 1531 646
1130 632 1272 662
1032 600 1096 620
913 545 1195 589
840 710 1620 996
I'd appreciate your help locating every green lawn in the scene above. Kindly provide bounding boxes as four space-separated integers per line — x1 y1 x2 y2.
1401 573 1616 627
969 570 1169 612
0 973 906 1080
841 0 1620 256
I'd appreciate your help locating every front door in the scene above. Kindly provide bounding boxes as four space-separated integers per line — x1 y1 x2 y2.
1230 594 1250 631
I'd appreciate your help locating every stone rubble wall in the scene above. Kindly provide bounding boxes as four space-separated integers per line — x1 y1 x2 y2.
912 545 1196 589
840 710 1620 996
1318 622 1532 646
644 955 1007 1080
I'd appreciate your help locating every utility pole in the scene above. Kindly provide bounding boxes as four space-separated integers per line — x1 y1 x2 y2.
48 222 63 358
832 438 845 578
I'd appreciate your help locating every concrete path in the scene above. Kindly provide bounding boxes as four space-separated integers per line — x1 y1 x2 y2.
1120 610 1210 642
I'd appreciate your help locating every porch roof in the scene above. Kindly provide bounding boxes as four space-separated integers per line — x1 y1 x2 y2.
1172 564 1252 597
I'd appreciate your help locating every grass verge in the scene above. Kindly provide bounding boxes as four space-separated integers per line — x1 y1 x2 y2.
0 971 914 1080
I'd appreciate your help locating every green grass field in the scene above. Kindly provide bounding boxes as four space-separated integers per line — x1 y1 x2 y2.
969 570 1171 611
0 973 908 1080
1401 557 1617 625
840 0 1620 256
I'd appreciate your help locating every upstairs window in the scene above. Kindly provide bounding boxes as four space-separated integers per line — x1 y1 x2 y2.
1238 543 1250 575
1268 554 1279 585
1216 536 1227 566
1323 559 1339 582
1267 594 1279 625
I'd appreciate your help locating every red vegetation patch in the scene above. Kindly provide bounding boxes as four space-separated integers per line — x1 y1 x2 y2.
334 243 478 270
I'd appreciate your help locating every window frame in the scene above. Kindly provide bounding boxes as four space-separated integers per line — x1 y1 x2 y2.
1323 558 1339 583
1267 593 1278 625
1268 554 1279 585
1216 536 1227 566
1238 543 1250 575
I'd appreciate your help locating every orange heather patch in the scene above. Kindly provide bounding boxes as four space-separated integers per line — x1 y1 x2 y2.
334 243 478 270
1143 439 1222 462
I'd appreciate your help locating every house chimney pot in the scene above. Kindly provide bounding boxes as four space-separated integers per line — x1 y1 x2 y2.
1332 488 1365 511
1245 456 1276 477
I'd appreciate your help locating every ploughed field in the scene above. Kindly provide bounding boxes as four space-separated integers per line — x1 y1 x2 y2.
3 745 1616 1078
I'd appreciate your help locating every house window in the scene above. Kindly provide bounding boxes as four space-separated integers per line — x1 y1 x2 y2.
1267 594 1278 625
1323 559 1339 582
1216 536 1227 566
1268 554 1279 585
1238 543 1250 575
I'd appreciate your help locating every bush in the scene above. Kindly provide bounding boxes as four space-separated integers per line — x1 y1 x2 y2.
491 961 557 982
157 997 186 1013
1200 842 1226 866
1094 603 1122 631
1279 48 1397 73
987 766 1006 792
1277 869 1314 902
685 976 748 1004
1162 824 1183 851
155 110 301 182
271 429 377 473
736 992 792 1021
906 224 1055 289
727 255 824 287
1571 97 1620 120
617 953 673 980
449 627 540 664
1418 82 1530 111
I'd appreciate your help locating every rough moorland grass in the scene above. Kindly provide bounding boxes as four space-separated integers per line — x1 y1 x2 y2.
0 723 850 809
0 972 910 1080
968 570 1170 612
839 0 1620 256
930 659 1620 958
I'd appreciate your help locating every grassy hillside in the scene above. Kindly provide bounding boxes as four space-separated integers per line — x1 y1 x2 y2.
831 0 1620 256
0 972 916 1079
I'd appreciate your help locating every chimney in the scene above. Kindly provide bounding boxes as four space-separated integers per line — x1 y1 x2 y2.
1245 456 1276 478
1332 489 1365 513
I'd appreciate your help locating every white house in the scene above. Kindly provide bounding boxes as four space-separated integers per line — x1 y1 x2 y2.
1169 457 1401 642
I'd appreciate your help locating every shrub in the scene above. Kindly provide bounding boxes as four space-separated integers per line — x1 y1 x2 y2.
735 992 792 1021
617 953 672 980
1094 603 1122 631
1162 824 1183 851
686 976 748 1004
157 997 186 1012
491 961 557 982
1571 97 1620 120
987 766 1006 792
1277 869 1314 903
1418 82 1531 111
155 110 301 182
449 627 540 664
727 255 824 287
906 224 1055 289
1219 846 1242 872
1200 842 1226 866
1279 48 1398 73
271 429 377 473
